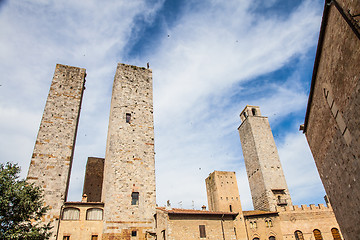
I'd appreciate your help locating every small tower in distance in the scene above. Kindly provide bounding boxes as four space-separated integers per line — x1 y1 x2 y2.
238 105 292 211
206 171 248 240
206 171 242 213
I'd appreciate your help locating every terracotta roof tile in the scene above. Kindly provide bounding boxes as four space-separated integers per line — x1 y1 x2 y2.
243 210 277 217
157 207 238 216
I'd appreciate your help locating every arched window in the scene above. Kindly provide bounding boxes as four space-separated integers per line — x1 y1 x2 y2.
253 238 259 240
86 208 103 220
265 219 273 227
269 236 276 240
252 108 256 116
253 221 257 229
294 230 304 240
269 220 273 227
62 207 80 220
331 228 342 240
313 229 323 240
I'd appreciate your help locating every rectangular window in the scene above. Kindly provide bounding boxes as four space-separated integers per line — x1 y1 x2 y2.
91 235 98 240
132 231 137 236
199 225 206 238
126 113 131 123
131 192 139 205
63 237 70 240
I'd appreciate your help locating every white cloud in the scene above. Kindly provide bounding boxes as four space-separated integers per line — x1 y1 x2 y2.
147 0 323 209
278 131 326 205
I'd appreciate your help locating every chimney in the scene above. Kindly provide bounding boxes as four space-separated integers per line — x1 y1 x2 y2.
82 194 88 203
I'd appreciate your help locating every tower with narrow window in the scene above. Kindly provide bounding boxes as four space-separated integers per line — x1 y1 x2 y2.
205 171 248 240
102 63 156 239
238 105 292 211
27 64 86 239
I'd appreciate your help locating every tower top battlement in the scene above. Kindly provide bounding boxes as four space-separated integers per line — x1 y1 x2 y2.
239 105 263 122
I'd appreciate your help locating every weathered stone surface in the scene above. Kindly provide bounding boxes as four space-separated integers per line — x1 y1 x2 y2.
156 208 240 240
102 63 156 239
304 1 360 239
238 106 292 212
83 157 105 202
205 171 248 240
26 64 86 239
58 202 104 239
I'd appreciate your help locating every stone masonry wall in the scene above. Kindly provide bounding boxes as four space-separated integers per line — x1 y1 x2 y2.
304 1 360 239
159 213 238 240
205 171 248 240
277 204 342 240
244 213 283 240
27 64 86 239
58 203 104 240
102 63 156 240
83 157 104 202
238 106 292 212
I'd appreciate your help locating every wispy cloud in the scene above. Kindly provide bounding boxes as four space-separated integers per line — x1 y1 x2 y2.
143 0 323 208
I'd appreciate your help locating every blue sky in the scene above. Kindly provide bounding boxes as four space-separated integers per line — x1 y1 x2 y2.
0 0 326 210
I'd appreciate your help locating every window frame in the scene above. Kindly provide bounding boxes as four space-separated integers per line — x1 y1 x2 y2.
131 192 139 205
86 208 103 221
126 113 131 123
62 207 80 221
199 225 206 238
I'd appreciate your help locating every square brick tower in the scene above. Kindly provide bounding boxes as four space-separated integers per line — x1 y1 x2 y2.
102 63 156 239
26 64 86 239
238 106 292 211
205 171 248 240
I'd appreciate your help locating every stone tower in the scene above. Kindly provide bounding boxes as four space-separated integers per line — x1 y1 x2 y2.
205 171 248 240
102 63 156 239
27 64 86 238
238 105 292 211
82 157 105 202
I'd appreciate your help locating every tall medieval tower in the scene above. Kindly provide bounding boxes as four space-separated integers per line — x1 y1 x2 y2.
102 63 156 239
205 171 248 240
238 105 292 211
27 64 86 238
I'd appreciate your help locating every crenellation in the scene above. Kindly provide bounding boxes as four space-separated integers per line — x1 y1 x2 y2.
276 204 333 212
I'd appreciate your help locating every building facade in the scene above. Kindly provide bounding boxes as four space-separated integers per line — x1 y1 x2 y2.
302 1 360 239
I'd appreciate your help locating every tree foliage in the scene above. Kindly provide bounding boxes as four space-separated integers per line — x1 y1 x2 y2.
0 162 52 239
